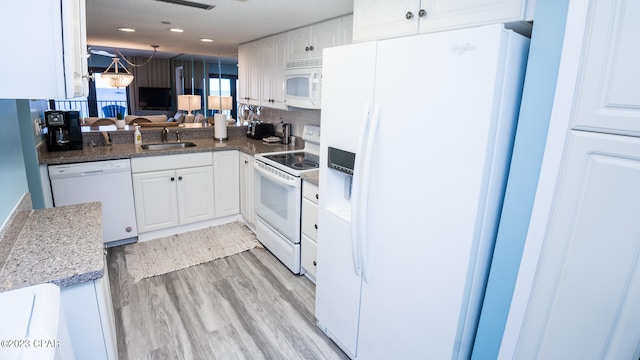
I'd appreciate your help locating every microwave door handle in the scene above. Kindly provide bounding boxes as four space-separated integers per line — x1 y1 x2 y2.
309 71 317 106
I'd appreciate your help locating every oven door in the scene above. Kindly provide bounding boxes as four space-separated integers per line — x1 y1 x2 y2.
254 160 302 243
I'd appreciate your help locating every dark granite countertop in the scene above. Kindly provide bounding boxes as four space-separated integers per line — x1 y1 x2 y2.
0 202 104 292
39 136 303 165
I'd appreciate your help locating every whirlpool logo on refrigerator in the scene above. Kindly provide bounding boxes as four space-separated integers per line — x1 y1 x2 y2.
452 43 476 55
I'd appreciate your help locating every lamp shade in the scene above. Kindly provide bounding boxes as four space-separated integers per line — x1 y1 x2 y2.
178 95 201 113
208 96 232 111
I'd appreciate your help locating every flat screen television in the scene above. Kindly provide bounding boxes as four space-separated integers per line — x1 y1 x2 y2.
138 87 172 110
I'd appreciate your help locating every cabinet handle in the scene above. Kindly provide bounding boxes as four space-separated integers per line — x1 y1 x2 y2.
314 224 318 230
171 177 175 181
313 260 317 266
406 11 414 19
315 193 319 200
126 227 132 233
305 46 309 51
178 176 183 181
309 45 314 51
244 160 248 164
418 9 427 17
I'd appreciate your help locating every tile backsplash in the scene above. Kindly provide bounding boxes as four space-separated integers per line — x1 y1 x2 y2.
258 108 321 138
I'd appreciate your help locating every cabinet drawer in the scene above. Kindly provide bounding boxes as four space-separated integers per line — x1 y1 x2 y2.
131 152 213 173
301 234 317 278
302 198 318 240
303 181 319 204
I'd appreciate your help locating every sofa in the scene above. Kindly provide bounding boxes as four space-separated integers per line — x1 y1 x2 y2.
124 115 168 124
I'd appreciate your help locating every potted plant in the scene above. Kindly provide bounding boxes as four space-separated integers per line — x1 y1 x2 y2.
115 112 126 129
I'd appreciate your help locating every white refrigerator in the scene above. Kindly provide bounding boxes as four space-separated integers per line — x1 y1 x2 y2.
315 24 529 359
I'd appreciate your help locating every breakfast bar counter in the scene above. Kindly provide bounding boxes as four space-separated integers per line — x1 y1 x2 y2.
0 201 104 292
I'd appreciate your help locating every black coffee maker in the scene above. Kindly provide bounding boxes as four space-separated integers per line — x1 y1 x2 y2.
45 110 83 151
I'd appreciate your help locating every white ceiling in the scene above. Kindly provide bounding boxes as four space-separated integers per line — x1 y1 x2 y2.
86 0 354 63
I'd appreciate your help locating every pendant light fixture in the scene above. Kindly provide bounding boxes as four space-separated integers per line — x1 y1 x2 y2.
101 57 134 88
100 45 159 88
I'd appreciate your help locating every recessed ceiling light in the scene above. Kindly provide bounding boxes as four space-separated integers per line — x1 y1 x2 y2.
169 28 184 33
118 27 136 32
199 38 214 42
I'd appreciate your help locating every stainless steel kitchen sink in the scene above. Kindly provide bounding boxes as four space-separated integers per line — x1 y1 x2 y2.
140 142 197 150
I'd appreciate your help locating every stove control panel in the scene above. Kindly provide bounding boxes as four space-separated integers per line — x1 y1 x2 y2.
302 125 321 144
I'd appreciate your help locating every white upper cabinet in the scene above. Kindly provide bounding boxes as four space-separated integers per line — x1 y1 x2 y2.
288 18 342 61
353 0 535 42
2 0 88 99
238 42 261 106
571 0 640 136
260 34 289 110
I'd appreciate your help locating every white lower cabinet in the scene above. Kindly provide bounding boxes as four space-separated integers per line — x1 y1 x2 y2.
301 181 319 280
239 152 255 225
60 255 117 360
132 153 214 233
213 151 240 217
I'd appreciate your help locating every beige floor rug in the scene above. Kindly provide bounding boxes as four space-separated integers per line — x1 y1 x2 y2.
124 221 261 282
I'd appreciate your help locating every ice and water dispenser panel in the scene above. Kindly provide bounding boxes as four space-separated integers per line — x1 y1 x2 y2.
325 147 356 221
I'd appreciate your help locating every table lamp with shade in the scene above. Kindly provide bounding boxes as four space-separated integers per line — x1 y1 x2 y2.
178 95 201 122
208 96 232 141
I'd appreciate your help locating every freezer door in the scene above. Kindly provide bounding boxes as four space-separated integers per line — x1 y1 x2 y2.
316 41 378 358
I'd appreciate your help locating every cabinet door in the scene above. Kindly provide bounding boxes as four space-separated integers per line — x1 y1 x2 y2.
516 131 640 359
239 152 255 225
572 0 640 136
133 170 179 233
301 234 318 278
238 42 260 105
63 0 88 98
214 151 240 217
419 0 530 34
310 17 342 57
260 36 275 106
301 198 318 241
176 166 215 225
353 0 420 42
271 33 289 109
288 25 313 61
3 0 88 99
341 14 354 45
237 44 250 104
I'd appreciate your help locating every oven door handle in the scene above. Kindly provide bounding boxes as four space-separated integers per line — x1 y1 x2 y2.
254 162 300 188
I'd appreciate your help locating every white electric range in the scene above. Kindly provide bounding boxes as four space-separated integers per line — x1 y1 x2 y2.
253 125 320 274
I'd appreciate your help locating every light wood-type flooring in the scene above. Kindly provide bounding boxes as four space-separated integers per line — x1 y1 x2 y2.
107 246 348 360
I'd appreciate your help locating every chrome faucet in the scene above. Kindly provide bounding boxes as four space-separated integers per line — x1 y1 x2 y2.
162 127 168 142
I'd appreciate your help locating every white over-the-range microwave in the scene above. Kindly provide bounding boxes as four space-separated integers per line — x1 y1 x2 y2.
283 58 322 110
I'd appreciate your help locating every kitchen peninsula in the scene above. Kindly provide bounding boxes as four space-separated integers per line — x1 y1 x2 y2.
0 197 117 359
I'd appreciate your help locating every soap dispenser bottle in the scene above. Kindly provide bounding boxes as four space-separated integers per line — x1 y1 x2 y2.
134 125 142 144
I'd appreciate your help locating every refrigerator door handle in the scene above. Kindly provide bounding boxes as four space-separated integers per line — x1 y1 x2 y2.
360 103 381 284
351 103 372 276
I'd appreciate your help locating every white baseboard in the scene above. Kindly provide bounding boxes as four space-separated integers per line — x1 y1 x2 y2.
136 214 245 242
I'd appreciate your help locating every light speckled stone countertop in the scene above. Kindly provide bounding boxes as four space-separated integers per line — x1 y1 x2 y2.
39 136 303 165
0 202 104 292
301 170 319 186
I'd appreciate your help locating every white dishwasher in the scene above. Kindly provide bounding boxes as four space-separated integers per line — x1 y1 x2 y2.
49 159 138 246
